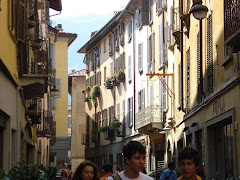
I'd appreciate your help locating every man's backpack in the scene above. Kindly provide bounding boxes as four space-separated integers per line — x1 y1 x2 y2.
112 174 122 180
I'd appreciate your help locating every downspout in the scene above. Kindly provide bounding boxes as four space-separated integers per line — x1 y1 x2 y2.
8 0 17 44
180 0 184 110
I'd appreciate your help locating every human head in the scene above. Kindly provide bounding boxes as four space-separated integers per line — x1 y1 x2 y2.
168 162 176 170
63 163 68 169
123 141 146 163
102 163 113 174
72 160 99 180
115 165 121 173
178 146 200 179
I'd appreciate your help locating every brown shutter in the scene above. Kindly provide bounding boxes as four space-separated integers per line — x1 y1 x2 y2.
141 0 149 26
17 0 27 42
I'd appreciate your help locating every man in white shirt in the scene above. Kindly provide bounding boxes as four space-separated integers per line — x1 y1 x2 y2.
106 141 153 180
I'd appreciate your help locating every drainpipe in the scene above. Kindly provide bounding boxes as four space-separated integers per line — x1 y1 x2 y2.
180 0 184 110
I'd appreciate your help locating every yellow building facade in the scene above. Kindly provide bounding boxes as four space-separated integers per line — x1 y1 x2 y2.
51 27 77 168
0 0 62 170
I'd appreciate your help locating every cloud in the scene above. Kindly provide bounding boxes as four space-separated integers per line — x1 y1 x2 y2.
51 0 130 17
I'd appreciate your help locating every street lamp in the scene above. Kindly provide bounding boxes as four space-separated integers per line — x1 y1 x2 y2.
190 0 208 20
190 0 208 101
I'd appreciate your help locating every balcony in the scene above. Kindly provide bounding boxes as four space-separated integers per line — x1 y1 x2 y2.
19 41 48 99
37 111 54 137
25 98 41 124
135 105 163 134
224 0 240 52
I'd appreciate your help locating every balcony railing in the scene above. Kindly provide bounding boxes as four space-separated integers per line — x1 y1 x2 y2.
135 105 163 133
224 0 240 52
81 134 89 145
37 110 54 137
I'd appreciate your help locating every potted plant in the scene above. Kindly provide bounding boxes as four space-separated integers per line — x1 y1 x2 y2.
111 75 119 86
90 85 100 104
104 78 113 89
81 89 86 93
116 70 125 82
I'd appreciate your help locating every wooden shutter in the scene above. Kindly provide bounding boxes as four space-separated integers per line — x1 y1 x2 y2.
159 22 163 67
111 62 114 76
150 85 153 106
163 25 167 63
128 55 131 80
117 103 120 121
197 32 201 103
105 109 108 126
130 97 133 127
142 0 149 25
112 106 115 121
99 71 101 85
178 64 182 106
151 32 155 74
136 9 139 28
108 107 111 125
147 36 150 73
17 0 27 42
207 14 213 95
186 48 190 112
122 52 125 69
141 89 145 110
138 43 143 72
138 91 141 111
119 55 122 70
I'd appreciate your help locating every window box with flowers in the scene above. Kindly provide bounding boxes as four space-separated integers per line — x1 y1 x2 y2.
111 75 119 86
116 70 125 82
104 78 113 89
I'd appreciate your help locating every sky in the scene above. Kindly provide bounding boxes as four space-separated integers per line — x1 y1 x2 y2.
50 0 130 104
50 0 130 73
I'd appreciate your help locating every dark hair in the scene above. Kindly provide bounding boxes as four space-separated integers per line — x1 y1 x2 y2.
123 141 146 162
178 146 200 167
116 165 121 171
102 163 113 173
72 160 99 180
168 162 175 169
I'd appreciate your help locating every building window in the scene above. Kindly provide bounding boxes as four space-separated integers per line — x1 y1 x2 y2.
138 43 143 72
127 20 132 42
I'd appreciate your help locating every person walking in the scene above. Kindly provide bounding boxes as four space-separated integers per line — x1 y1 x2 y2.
177 146 201 180
100 163 113 180
72 160 100 180
106 141 153 180
160 162 177 180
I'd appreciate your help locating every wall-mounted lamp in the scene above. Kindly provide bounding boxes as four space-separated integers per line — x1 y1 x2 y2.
190 0 208 20
163 124 172 131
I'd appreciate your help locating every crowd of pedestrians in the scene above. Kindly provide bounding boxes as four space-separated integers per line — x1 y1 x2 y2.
62 141 204 180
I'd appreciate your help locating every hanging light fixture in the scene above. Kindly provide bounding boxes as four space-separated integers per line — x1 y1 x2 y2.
190 0 208 20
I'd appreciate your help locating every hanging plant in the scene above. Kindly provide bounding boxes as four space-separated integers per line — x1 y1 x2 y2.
81 89 86 93
90 85 100 104
99 122 121 134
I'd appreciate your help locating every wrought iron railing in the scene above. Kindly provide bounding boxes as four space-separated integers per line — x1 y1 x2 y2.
81 134 89 145
224 0 240 41
37 110 54 137
135 105 163 130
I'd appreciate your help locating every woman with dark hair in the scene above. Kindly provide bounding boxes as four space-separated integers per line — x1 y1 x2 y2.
72 160 100 180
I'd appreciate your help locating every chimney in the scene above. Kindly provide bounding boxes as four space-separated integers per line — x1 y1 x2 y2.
71 69 75 72
56 24 63 31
